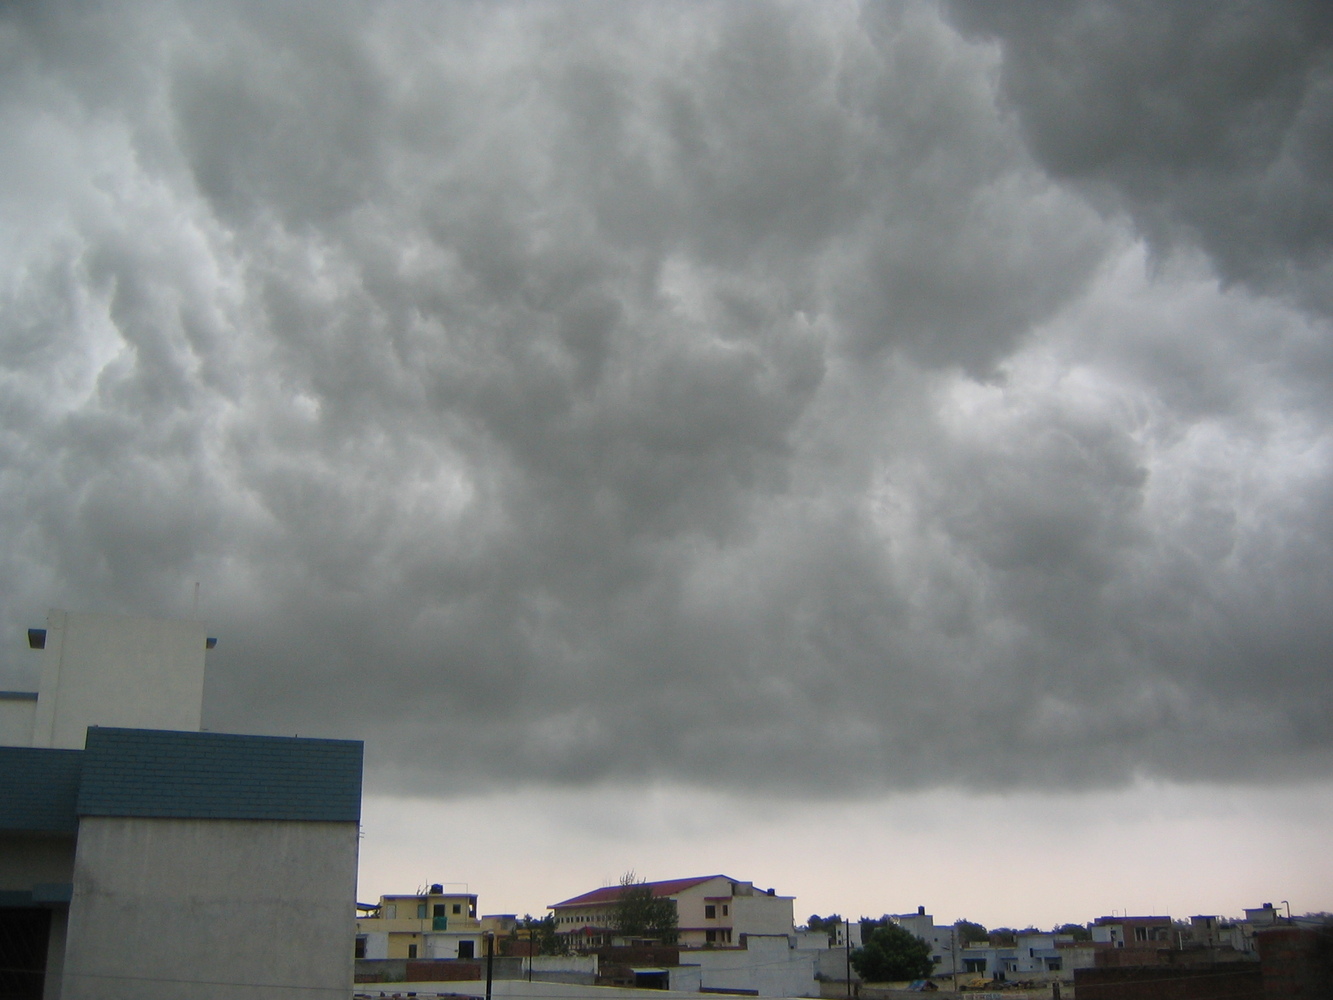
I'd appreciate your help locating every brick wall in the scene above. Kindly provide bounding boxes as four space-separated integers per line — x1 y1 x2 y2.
1256 927 1333 1000
1075 963 1263 1000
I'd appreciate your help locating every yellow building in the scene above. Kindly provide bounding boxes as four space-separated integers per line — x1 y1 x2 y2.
357 884 482 960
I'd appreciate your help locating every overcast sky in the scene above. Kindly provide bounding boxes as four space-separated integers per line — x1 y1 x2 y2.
3 1 1332 928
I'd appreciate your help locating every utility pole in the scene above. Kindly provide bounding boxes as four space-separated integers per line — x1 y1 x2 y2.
845 918 852 998
485 932 494 1000
951 924 959 993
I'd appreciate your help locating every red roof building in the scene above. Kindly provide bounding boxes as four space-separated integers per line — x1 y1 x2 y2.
550 875 795 950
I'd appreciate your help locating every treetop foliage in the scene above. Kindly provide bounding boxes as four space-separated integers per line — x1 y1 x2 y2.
611 871 678 944
516 913 567 955
953 919 988 944
851 923 935 983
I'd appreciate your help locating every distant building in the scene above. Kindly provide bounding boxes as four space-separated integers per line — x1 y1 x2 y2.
356 885 483 960
550 876 816 997
1091 915 1175 949
1189 914 1252 953
889 907 956 975
549 874 795 950
0 610 363 1000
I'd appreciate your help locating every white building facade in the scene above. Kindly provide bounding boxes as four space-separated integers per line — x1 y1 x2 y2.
0 610 363 1000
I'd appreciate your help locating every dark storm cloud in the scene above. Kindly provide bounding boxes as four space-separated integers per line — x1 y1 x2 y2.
1 1 1331 796
948 0 1333 315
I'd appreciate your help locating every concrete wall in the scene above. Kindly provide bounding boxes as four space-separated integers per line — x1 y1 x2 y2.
61 816 357 1000
668 965 703 992
32 611 208 749
817 944 857 983
0 693 37 746
360 931 389 960
694 935 818 997
43 908 68 1000
0 832 75 890
357 956 592 986
424 931 485 959
524 955 598 983
733 891 795 937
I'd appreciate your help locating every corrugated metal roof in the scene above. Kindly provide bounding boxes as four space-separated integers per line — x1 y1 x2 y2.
0 746 83 833
551 875 730 909
78 727 363 823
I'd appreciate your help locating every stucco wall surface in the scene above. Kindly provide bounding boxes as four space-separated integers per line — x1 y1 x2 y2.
33 611 207 749
0 833 74 890
694 935 817 997
0 695 37 746
733 892 795 936
61 816 357 999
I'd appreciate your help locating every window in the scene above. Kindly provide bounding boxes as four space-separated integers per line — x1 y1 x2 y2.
408 944 418 959
454 903 462 914
722 905 728 916
418 903 428 919
1134 927 1148 942
355 936 366 959
706 930 717 943
964 959 986 973
1046 959 1062 972
705 905 716 919
459 941 475 959
434 905 447 918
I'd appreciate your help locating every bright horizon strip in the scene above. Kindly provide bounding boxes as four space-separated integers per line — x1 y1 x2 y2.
357 778 1333 929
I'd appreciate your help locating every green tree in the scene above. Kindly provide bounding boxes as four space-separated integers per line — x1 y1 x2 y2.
519 913 565 955
807 914 844 938
859 915 889 940
851 923 935 983
954 920 988 945
611 872 678 943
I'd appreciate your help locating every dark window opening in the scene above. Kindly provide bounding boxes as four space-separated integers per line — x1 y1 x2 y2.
458 941 475 959
705 905 716 919
0 908 52 1000
408 944 418 959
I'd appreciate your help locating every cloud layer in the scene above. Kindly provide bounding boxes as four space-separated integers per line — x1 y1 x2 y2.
2 1 1331 797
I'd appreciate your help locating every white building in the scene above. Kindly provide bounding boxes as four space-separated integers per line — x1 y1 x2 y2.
549 876 817 997
550 875 795 949
0 610 363 1000
888 908 957 976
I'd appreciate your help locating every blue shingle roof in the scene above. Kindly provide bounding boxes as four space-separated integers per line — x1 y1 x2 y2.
0 746 82 832
78 728 363 823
